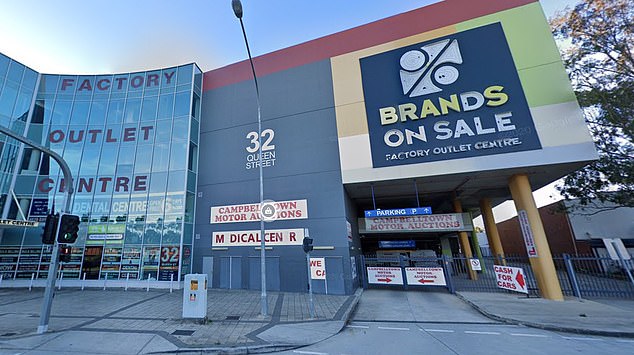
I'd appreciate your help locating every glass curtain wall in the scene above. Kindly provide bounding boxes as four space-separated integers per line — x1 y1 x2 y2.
0 59 201 282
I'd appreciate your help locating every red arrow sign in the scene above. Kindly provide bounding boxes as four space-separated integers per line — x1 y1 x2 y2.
377 277 392 283
418 279 434 284
515 271 525 289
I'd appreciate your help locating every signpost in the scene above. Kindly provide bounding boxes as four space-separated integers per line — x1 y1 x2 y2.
0 219 39 228
367 266 404 285
405 267 446 286
364 207 432 218
517 210 538 257
494 265 528 294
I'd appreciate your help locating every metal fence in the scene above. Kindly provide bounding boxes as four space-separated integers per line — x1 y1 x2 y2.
361 253 634 299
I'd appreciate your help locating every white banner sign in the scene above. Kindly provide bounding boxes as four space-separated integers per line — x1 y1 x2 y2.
0 219 39 228
367 267 403 285
405 267 446 286
210 199 308 224
363 213 470 232
212 228 304 247
310 258 326 280
494 265 528 294
517 210 538 257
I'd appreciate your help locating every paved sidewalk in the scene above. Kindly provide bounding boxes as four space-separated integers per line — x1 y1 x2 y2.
457 291 634 338
0 287 361 354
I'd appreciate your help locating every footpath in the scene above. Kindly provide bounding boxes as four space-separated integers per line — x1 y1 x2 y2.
1 287 634 354
0 287 360 354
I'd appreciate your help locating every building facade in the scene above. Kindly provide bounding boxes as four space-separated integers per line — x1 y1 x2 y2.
0 57 202 282
1 0 599 296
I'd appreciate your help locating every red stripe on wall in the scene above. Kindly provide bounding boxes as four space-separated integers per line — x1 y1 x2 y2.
203 0 538 91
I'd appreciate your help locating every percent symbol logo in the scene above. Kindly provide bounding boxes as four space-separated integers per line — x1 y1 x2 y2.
399 38 463 98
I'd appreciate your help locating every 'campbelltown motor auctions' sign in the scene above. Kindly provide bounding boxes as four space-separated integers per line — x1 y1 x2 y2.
361 213 472 233
210 199 308 224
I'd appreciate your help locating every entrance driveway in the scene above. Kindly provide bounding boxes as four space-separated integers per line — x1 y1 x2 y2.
353 289 490 323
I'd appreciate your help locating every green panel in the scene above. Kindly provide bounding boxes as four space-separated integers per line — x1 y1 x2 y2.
455 3 561 71
518 62 576 107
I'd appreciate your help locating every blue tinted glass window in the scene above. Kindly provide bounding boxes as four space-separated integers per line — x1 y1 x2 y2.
141 96 157 122
128 72 145 92
0 82 18 116
134 145 153 174
157 94 173 119
173 91 190 117
70 101 90 124
41 75 59 93
7 61 24 83
0 55 9 77
161 68 177 88
121 124 139 146
124 98 141 123
51 100 71 124
149 172 167 194
95 75 112 94
167 170 185 193
152 144 170 172
176 65 191 85
112 74 129 93
98 143 118 175
22 68 38 90
155 119 171 143
171 116 189 141
78 148 99 175
14 87 32 118
138 124 154 144
107 100 124 123
89 100 107 124
169 142 187 171
104 125 121 143
75 76 94 97
117 145 135 175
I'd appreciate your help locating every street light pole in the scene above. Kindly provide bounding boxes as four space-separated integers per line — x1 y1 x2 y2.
232 0 268 316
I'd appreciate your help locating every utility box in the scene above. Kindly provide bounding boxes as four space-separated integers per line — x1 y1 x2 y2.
182 274 208 319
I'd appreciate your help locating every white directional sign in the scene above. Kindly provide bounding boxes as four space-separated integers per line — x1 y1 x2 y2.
367 267 403 285
494 265 528 294
405 267 446 286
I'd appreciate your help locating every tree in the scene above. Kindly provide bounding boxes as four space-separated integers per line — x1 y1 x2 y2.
550 0 634 208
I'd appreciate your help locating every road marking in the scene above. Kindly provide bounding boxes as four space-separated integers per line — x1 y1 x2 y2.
347 325 370 329
422 328 454 333
561 336 603 341
464 331 500 335
292 351 328 355
378 326 410 331
616 339 634 343
510 333 549 338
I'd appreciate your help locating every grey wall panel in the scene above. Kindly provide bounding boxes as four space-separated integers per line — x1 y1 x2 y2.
197 107 340 186
200 60 335 133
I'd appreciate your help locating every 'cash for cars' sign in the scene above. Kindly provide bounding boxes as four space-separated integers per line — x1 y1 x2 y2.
360 23 541 168
494 265 528 294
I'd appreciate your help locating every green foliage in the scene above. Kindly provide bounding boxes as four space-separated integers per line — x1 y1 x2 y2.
550 0 634 207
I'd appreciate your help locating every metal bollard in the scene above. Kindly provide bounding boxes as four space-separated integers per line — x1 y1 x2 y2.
146 275 150 292
103 276 107 291
58 272 63 290
29 273 35 291
125 273 129 291
170 274 173 293
82 273 86 291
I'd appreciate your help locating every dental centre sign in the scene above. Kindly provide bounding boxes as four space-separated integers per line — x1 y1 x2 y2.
360 23 541 168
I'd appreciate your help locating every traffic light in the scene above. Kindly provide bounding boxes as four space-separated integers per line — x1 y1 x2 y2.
302 237 313 253
41 213 59 245
57 213 80 244
59 245 72 263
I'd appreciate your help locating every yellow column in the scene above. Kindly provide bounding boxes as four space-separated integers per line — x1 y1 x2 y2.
453 197 478 280
479 198 506 265
508 174 563 301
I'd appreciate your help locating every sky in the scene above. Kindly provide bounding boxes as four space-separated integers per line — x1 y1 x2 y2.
0 0 580 223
